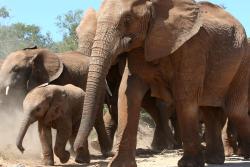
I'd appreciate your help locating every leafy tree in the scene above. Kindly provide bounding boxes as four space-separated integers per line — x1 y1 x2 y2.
0 7 84 58
0 7 9 19
12 23 54 47
53 9 83 52
0 23 54 58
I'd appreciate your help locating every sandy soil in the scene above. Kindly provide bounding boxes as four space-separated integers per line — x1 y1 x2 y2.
1 150 250 167
0 120 249 167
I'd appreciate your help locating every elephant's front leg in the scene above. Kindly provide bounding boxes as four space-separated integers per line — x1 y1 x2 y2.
174 74 205 167
176 99 204 167
109 69 149 167
54 118 71 164
38 121 54 166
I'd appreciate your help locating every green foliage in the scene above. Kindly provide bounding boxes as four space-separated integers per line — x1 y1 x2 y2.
53 10 83 52
0 7 9 19
0 23 54 58
0 7 83 57
12 23 54 47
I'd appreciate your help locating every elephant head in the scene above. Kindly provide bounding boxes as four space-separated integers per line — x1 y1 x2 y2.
0 48 63 97
16 84 69 153
74 0 202 150
76 8 97 55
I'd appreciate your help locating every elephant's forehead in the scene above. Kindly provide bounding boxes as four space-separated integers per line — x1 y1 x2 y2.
102 0 133 14
5 51 28 64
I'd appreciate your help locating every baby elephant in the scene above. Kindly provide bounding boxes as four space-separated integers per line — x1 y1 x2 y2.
16 84 89 165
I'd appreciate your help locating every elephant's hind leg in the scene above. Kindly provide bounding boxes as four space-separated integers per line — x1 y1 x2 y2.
225 68 250 159
176 100 204 167
54 119 71 164
202 107 226 164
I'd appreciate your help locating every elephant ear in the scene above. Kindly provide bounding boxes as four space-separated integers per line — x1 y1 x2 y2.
145 0 202 61
44 91 67 125
44 105 64 125
27 49 63 90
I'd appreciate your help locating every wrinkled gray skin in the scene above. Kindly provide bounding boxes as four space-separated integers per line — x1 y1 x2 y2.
76 8 177 151
16 84 89 165
74 1 250 167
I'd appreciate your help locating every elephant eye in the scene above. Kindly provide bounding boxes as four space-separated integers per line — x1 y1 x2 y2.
12 65 20 72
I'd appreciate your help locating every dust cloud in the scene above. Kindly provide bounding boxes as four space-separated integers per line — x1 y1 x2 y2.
0 104 41 160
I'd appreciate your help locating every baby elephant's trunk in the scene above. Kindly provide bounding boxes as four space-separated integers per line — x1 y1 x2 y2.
16 115 33 153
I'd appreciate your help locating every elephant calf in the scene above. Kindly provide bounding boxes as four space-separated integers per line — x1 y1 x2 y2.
16 84 89 165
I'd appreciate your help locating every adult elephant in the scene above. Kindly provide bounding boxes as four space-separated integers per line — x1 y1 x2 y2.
74 0 250 167
222 38 250 158
0 11 113 163
76 8 177 151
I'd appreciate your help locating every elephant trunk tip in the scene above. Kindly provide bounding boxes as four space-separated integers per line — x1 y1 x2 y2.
16 141 25 154
73 138 83 152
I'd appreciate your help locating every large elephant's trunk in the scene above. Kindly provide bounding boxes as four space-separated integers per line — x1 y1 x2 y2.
16 115 33 153
74 24 117 151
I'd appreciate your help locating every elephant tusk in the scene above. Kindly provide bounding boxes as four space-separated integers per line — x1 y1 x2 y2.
105 79 112 97
5 86 10 96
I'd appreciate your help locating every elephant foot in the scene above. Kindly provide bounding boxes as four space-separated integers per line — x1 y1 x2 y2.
42 157 54 166
75 148 90 164
237 146 250 159
108 152 137 167
151 140 174 152
58 151 70 164
174 143 183 150
178 154 204 167
224 145 234 157
151 144 165 153
205 150 225 164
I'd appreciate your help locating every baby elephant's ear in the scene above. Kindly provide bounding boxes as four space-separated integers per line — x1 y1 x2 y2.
27 49 64 90
44 105 64 125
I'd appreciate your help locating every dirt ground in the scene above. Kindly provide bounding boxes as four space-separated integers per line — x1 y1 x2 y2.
0 120 249 167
